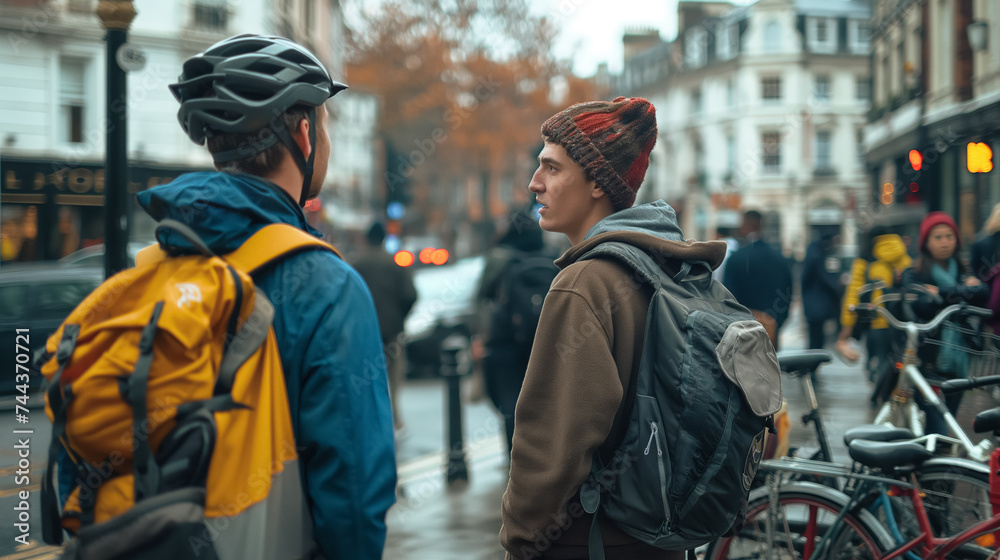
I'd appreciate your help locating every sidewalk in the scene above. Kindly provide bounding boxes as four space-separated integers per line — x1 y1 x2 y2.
385 379 508 560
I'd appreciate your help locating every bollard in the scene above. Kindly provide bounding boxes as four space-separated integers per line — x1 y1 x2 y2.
440 334 470 486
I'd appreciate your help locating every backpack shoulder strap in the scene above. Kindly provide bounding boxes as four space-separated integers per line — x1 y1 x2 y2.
134 225 340 273
225 223 341 274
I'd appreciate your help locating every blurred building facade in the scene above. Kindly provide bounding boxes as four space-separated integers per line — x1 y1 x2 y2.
615 0 872 259
324 88 380 234
0 0 359 263
865 0 1000 248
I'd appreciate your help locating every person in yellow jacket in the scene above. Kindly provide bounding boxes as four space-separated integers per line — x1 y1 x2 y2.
836 226 912 404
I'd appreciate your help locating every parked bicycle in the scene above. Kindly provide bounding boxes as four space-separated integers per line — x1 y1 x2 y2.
705 377 1000 560
769 349 991 535
851 283 994 462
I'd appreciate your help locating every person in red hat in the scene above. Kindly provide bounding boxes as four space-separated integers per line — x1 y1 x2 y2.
902 211 989 434
499 97 728 560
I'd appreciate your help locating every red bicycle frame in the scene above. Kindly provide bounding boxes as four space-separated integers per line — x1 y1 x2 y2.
878 447 1000 560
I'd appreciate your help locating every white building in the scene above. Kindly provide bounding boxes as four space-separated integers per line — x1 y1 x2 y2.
617 0 871 259
0 0 352 262
324 89 380 232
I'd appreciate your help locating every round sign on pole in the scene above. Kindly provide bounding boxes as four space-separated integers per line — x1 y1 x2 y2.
116 43 147 72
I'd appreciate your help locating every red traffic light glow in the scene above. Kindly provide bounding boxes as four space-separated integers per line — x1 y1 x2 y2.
908 149 923 171
394 251 415 267
418 247 435 264
431 249 450 266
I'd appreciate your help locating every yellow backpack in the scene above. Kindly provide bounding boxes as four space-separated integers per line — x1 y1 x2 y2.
37 219 340 560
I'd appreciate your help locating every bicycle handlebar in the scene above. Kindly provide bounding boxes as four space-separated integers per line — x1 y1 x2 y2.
849 301 993 333
941 374 1000 395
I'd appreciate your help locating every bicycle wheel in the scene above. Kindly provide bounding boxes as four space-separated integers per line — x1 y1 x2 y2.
916 462 992 539
705 483 891 560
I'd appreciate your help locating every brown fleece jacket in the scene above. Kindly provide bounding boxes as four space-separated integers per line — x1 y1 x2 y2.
500 231 726 560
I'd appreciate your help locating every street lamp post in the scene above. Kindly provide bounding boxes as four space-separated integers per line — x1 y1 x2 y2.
96 0 137 278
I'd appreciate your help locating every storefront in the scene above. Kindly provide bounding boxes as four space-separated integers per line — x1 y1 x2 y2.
867 100 999 253
1 156 210 263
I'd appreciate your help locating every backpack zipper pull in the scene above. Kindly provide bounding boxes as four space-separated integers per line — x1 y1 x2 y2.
644 422 659 456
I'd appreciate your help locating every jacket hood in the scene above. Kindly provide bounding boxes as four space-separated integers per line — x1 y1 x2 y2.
556 200 726 270
873 234 910 267
135 171 322 254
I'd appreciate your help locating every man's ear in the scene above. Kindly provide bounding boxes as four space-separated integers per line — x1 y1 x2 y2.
590 180 605 200
293 116 312 159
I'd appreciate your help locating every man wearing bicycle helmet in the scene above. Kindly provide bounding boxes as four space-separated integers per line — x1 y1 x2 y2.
134 34 396 558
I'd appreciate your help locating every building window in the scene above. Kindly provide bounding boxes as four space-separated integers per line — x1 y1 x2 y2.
814 75 831 102
850 19 871 53
717 23 738 60
692 88 702 114
762 77 782 102
764 20 782 53
856 76 870 101
60 58 86 144
762 132 781 174
193 0 228 31
815 130 832 171
808 17 836 53
685 28 707 68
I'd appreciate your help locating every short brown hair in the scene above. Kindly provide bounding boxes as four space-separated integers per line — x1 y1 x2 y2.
206 108 308 176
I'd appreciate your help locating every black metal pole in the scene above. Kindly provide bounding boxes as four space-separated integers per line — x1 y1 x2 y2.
440 335 469 485
104 27 127 278
98 1 135 278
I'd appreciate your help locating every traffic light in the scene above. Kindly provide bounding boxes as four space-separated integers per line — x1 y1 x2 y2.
968 142 994 173
908 149 923 171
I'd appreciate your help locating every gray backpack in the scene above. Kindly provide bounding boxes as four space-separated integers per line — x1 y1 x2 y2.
578 242 783 558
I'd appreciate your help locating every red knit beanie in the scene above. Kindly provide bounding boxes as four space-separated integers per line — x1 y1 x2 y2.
541 96 658 212
918 211 960 250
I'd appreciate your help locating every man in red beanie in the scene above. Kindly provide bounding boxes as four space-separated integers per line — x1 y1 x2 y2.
499 98 727 559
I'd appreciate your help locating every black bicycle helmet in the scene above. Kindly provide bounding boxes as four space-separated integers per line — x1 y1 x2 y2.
169 34 347 206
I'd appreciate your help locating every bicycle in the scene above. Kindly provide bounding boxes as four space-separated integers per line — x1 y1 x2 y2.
770 349 992 535
704 378 1000 560
851 286 995 462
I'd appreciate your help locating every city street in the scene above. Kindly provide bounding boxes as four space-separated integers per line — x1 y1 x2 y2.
1 305 996 559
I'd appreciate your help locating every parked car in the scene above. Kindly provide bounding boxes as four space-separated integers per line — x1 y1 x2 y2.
59 242 150 268
0 263 103 397
404 255 485 378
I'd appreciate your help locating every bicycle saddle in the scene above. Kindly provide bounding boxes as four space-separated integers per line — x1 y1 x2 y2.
973 408 1000 434
848 439 932 472
777 350 832 375
843 425 917 447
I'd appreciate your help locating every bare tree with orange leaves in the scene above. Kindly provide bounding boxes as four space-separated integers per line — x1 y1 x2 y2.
346 0 597 252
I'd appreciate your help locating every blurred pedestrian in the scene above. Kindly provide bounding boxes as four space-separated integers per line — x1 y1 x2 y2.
903 212 988 435
136 34 396 558
352 221 418 434
971 203 1000 333
801 233 842 349
836 226 910 404
722 210 793 349
501 97 726 560
476 204 557 457
713 209 741 282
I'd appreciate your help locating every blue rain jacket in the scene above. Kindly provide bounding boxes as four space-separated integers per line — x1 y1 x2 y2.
135 171 397 559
